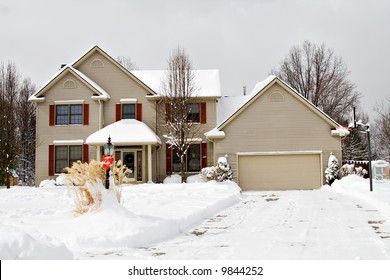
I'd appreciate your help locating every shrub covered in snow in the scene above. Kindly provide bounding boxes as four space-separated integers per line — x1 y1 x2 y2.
340 163 368 178
200 156 233 182
325 153 340 185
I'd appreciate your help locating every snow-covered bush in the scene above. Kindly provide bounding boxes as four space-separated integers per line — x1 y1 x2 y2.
200 156 233 182
325 153 339 185
163 174 182 184
340 163 368 178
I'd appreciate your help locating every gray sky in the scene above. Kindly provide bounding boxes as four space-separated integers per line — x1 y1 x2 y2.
1 0 389 118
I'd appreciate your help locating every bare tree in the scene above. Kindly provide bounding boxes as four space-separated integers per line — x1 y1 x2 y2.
116 56 138 71
16 78 36 185
0 62 20 188
373 98 390 160
271 41 360 124
158 47 200 182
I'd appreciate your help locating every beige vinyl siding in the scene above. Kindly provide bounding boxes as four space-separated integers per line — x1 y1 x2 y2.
214 83 342 186
35 73 99 185
76 52 156 129
156 98 218 182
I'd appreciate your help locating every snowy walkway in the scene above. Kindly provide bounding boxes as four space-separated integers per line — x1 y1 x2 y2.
86 188 390 260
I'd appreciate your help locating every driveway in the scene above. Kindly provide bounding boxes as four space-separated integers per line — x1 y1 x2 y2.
84 189 390 260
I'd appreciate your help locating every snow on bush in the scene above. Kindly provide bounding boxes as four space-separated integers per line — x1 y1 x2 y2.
163 174 182 184
39 179 56 188
325 153 339 185
341 163 368 177
200 156 233 182
187 174 206 183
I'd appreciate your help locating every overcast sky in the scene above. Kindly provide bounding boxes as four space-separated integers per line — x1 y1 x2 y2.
1 0 389 117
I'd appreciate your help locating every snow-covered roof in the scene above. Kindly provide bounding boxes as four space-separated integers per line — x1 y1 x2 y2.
29 65 110 102
131 69 222 98
86 119 161 146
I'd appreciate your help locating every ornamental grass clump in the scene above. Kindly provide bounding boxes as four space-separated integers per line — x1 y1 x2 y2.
65 160 105 215
111 160 132 204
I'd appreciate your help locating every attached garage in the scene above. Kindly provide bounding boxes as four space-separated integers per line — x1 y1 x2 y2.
237 151 323 191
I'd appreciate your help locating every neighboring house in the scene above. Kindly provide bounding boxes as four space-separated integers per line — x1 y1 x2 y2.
29 46 347 190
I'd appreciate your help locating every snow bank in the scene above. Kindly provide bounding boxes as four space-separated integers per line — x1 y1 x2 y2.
0 181 241 258
324 175 390 220
0 225 73 260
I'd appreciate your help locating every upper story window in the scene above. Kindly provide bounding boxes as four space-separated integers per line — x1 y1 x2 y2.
166 102 206 124
56 104 83 125
187 103 200 123
122 104 136 119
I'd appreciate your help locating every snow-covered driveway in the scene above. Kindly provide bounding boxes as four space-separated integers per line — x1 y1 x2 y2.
92 180 390 260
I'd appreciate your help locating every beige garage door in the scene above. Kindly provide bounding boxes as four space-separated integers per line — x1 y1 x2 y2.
238 152 322 191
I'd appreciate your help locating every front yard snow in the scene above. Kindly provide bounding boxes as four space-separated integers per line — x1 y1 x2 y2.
0 180 241 259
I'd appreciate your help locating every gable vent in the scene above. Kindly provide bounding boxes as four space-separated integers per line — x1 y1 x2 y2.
269 92 284 102
63 79 77 89
90 58 104 68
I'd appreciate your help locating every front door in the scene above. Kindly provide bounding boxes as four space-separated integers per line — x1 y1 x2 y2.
118 149 143 183
123 151 135 181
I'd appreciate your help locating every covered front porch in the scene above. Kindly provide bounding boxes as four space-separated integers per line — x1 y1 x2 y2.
86 119 161 183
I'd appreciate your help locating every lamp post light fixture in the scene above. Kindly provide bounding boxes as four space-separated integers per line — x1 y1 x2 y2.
103 136 115 189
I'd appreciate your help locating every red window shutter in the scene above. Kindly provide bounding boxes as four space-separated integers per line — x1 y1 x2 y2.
116 104 122 121
83 144 89 163
165 103 172 123
201 142 208 168
83 104 89 125
200 102 207 124
49 105 55 126
136 103 142 121
166 144 172 175
49 145 54 176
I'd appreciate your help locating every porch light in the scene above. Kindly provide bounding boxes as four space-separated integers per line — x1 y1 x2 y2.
103 136 115 156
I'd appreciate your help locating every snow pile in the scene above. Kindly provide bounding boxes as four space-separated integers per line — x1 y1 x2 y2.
0 225 73 259
325 175 390 219
0 181 241 259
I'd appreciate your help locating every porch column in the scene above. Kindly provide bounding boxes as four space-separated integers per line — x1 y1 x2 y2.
148 145 153 183
96 146 101 161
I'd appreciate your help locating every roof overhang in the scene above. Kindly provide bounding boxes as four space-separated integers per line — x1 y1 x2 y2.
86 119 161 146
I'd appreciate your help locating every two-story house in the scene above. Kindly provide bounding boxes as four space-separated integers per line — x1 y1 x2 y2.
29 46 219 185
29 46 347 190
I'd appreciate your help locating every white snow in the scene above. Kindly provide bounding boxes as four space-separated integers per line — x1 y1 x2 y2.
0 180 241 259
86 119 161 145
2 175 390 260
131 69 222 98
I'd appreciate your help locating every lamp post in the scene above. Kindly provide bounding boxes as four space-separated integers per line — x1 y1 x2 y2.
103 136 115 189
